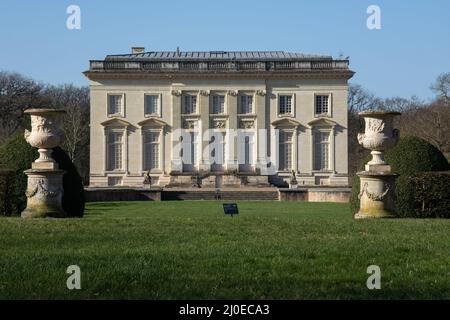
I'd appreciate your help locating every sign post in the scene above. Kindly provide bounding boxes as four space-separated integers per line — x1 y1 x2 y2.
223 203 239 217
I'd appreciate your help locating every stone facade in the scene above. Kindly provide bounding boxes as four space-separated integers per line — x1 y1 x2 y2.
84 49 354 188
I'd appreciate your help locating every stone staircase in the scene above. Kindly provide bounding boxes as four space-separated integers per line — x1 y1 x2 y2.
161 188 279 201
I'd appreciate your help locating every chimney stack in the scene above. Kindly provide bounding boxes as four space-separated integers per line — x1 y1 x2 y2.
132 47 145 54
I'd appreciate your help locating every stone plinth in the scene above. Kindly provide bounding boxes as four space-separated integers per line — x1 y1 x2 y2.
355 171 398 219
21 169 66 218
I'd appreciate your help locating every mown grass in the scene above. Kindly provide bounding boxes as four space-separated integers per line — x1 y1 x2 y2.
0 201 449 299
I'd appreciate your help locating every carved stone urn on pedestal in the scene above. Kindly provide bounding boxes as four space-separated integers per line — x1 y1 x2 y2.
355 111 401 219
22 108 66 218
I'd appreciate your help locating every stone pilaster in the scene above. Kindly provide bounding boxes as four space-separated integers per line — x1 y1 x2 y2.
199 90 210 171
330 126 336 173
255 90 267 171
226 90 238 171
170 89 182 173
292 127 298 172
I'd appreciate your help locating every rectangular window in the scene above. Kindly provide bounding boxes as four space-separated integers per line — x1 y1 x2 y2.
144 132 160 170
240 94 253 114
314 132 330 170
107 132 123 170
183 95 197 114
108 95 123 115
315 95 329 115
279 95 292 115
145 95 159 116
279 131 293 171
212 95 225 114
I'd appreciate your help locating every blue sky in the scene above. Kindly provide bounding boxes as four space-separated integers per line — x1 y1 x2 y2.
0 0 449 100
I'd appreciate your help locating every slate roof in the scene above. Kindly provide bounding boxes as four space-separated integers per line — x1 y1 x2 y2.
105 51 332 61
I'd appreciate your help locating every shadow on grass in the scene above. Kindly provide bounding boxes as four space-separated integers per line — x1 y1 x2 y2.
84 202 126 216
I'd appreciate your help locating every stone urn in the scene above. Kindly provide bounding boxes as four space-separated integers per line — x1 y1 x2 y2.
355 110 401 219
22 108 66 218
24 108 65 169
357 111 400 171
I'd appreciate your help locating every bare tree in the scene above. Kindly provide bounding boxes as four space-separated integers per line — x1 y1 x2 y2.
43 84 90 181
431 72 450 104
382 96 416 112
348 83 375 113
410 102 450 154
347 83 377 175
0 72 46 142
407 72 450 154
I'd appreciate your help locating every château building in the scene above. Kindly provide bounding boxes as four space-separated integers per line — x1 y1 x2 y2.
84 48 354 188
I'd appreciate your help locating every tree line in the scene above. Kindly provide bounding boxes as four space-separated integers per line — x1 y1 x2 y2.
0 70 449 183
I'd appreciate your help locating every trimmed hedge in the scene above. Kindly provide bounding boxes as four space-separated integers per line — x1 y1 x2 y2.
385 136 450 175
0 169 14 216
0 134 85 217
411 172 450 218
350 136 450 218
0 134 38 215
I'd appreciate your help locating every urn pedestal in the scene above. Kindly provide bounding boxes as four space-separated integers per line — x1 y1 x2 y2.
22 169 66 218
21 108 66 218
355 171 398 219
355 111 401 219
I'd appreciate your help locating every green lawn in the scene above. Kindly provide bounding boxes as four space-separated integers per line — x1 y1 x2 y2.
0 201 449 299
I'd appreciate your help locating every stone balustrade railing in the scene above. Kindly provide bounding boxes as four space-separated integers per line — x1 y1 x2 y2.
89 60 349 72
